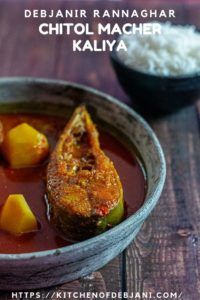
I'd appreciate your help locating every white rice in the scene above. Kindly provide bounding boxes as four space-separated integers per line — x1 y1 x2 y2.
118 22 200 76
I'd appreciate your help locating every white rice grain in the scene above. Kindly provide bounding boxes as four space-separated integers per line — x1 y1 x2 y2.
118 22 200 76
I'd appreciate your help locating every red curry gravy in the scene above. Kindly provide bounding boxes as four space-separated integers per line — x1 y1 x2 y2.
0 114 146 254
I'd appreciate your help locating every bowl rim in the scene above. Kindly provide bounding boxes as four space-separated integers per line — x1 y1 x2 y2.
0 76 166 260
110 43 200 80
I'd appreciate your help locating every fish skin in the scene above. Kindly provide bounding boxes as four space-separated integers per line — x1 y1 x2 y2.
47 106 124 241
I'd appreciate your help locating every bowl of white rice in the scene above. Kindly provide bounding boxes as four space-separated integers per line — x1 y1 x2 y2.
111 22 200 115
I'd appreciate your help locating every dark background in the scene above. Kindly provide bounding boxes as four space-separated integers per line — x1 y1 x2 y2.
0 1 200 299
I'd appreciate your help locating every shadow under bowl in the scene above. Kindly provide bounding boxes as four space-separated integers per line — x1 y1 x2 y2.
0 77 166 290
110 48 200 116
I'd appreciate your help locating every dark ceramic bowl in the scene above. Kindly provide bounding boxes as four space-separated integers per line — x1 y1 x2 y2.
110 47 200 115
0 77 166 290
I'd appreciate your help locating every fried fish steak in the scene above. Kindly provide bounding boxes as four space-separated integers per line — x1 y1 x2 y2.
0 121 3 144
47 106 124 241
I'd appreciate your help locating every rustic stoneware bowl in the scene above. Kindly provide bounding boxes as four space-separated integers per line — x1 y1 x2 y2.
0 77 166 290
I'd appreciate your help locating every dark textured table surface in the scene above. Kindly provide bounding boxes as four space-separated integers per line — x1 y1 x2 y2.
0 1 200 299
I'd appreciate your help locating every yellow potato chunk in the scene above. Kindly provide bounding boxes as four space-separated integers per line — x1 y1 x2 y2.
0 194 38 235
2 122 49 168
